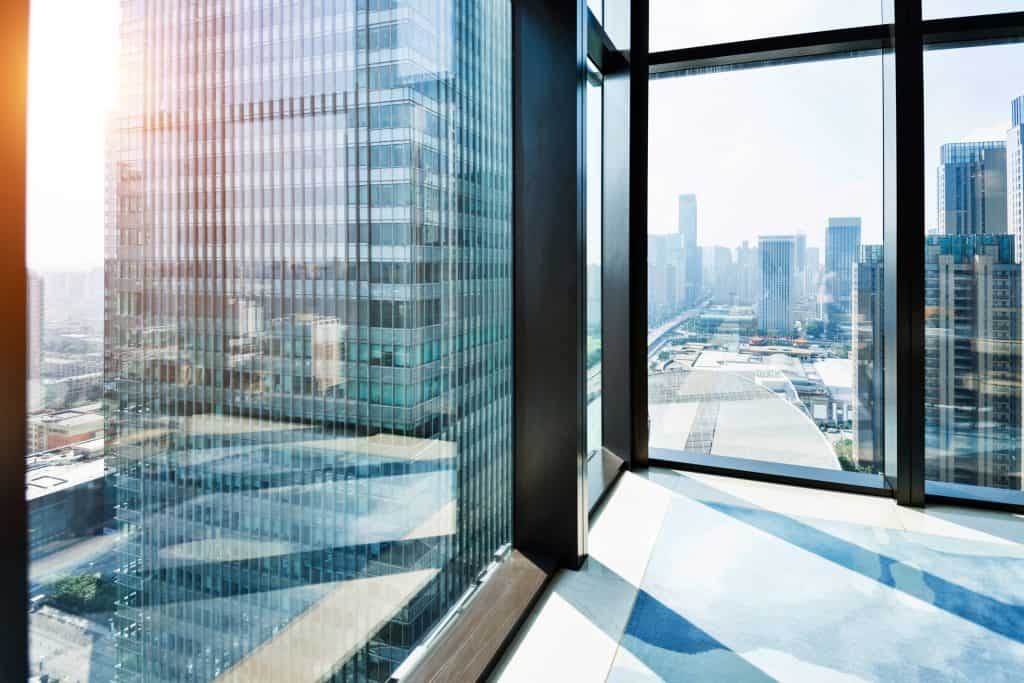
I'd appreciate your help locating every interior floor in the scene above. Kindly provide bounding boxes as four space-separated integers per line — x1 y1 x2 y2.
492 468 1024 682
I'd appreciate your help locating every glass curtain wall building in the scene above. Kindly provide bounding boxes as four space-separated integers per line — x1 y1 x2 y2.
106 1 511 680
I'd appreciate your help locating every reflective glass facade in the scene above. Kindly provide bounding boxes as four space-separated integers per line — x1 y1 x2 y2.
107 1 511 680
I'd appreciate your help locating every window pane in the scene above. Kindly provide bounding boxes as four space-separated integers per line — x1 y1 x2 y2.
587 61 603 465
650 1 889 53
923 1 1024 19
28 1 513 681
648 55 886 477
924 42 1024 496
589 0 603 24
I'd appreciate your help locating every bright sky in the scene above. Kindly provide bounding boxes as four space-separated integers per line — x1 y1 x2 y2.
26 0 118 271
648 1 1024 253
25 1 1024 268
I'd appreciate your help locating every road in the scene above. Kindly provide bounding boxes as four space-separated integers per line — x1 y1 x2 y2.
587 302 707 401
30 532 122 588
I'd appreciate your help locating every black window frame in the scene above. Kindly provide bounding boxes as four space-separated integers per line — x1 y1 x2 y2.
641 1 1024 515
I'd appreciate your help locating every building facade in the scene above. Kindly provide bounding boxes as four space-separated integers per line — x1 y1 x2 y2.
824 217 862 340
678 193 702 305
1009 97 1024 264
852 244 884 473
938 141 1007 236
924 234 1021 490
107 2 512 681
758 236 795 336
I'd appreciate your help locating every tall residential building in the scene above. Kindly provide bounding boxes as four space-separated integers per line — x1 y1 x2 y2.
852 245 884 473
924 235 1021 490
938 141 1007 236
1009 97 1024 264
824 217 862 339
27 270 43 413
758 236 795 336
678 193 702 304
107 3 512 681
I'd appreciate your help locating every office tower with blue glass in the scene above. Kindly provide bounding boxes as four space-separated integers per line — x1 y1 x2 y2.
824 217 862 339
927 140 1021 491
758 235 795 336
106 2 512 681
853 244 884 473
938 141 1007 236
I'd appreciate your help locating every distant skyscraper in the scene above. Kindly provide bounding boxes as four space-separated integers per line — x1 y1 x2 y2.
805 246 821 309
678 194 702 305
678 194 697 246
108 3 512 680
938 141 1007 236
853 245 884 473
759 236 795 336
924 235 1021 490
1009 97 1024 263
824 217 862 339
736 240 759 306
27 270 43 413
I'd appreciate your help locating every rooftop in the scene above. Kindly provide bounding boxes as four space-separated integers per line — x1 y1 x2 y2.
25 458 105 502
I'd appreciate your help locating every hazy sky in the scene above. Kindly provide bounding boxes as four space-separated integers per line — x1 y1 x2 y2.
648 2 1024 253
26 1 1024 269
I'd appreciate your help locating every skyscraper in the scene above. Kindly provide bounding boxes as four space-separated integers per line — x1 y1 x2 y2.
938 141 1007 236
1009 97 1024 264
759 236 795 336
678 193 702 305
735 240 759 306
853 245 884 473
824 217 862 339
924 235 1021 490
107 3 512 681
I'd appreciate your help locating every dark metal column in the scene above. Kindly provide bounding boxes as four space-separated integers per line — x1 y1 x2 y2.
628 0 650 469
512 0 588 569
0 0 29 679
888 0 926 506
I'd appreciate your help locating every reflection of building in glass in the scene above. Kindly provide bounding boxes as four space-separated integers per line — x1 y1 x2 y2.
938 141 1007 236
925 235 1021 490
107 2 511 680
853 244 884 473
824 217 861 339
758 236 795 336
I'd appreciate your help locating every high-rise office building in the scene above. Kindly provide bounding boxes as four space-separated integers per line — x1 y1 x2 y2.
678 193 702 305
853 245 884 473
924 235 1021 490
27 270 43 413
938 141 1007 236
824 217 862 339
758 236 795 336
107 3 512 681
1009 97 1024 264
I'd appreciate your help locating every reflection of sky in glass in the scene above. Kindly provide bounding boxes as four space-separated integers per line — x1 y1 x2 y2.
650 1 888 52
924 0 1024 19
